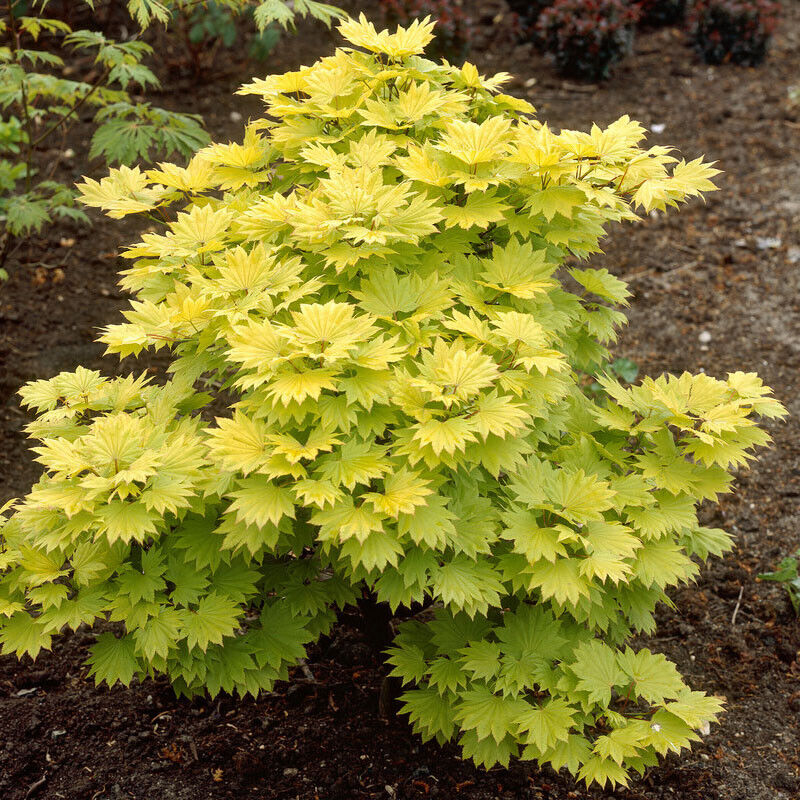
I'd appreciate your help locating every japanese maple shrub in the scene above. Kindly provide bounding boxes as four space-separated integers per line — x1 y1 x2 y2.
688 0 780 66
537 0 640 81
0 15 786 789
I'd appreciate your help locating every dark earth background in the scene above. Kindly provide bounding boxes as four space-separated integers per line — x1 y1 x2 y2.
1 1 799 798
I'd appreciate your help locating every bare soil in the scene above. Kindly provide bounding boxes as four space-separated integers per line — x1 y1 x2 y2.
1 2 799 798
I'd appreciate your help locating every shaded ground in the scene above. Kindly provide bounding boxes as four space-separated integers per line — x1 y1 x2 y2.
1 2 799 798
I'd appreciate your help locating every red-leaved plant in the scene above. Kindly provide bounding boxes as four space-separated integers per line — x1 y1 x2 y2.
688 0 780 65
537 0 640 81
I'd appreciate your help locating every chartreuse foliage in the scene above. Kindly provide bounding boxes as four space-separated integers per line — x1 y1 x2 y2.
0 15 786 788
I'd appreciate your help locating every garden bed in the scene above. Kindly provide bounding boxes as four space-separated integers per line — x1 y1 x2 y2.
0 2 799 798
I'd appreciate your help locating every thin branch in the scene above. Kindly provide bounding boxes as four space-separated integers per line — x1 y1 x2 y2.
7 3 35 191
29 61 113 149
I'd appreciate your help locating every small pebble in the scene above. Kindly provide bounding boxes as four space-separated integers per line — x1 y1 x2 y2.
756 236 781 250
283 767 299 778
51 729 66 739
651 123 666 134
698 331 712 344
230 111 243 122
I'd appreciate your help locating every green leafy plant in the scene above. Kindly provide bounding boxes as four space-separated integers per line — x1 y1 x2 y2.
0 15 786 789
0 0 208 267
537 0 641 81
687 0 780 66
178 1 280 70
759 550 800 615
127 0 345 30
168 0 341 74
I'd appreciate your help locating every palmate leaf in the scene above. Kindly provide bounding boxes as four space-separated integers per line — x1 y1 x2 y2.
387 642 429 685
458 639 502 682
87 632 140 686
133 608 182 659
0 613 52 659
569 640 626 706
570 267 631 305
38 588 107 632
254 0 345 30
125 0 170 27
179 592 240 652
90 103 210 165
442 190 510 230
515 697 576 752
428 656 468 695
633 539 698 589
339 529 404 571
501 512 566 564
527 557 590 606
431 557 505 618
459 728 518 769
229 476 295 528
495 605 567 663
249 603 312 670
454 686 526 744
616 647 685 704
399 685 458 743
577 755 631 789
1 193 52 235
540 733 592 774
526 186 586 221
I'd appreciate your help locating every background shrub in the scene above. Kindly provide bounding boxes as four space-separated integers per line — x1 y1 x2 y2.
176 0 283 72
505 0 556 40
687 0 780 65
633 0 687 26
537 0 641 81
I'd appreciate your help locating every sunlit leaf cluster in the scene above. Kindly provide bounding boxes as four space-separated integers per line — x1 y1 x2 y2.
0 15 786 788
